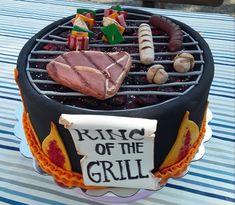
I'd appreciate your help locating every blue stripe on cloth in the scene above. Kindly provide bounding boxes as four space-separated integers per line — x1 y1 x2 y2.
0 27 36 35
0 57 17 63
0 116 17 121
0 122 15 128
212 83 235 90
0 136 20 144
0 59 17 64
179 178 235 194
0 7 64 18
0 196 28 205
212 112 235 118
209 92 235 99
0 76 15 80
213 80 235 86
0 187 67 205
212 118 235 125
0 33 30 40
210 88 235 96
191 164 235 177
166 183 235 203
212 135 235 142
213 56 235 61
212 75 235 81
0 52 19 58
211 129 235 137
0 95 21 102
214 62 235 67
0 144 19 151
209 122 235 130
0 90 20 97
0 12 58 22
0 80 18 85
200 30 235 36
204 36 235 42
0 129 15 136
188 171 235 185
0 85 19 91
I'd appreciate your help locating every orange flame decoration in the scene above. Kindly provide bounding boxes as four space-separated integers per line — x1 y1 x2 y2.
42 122 71 171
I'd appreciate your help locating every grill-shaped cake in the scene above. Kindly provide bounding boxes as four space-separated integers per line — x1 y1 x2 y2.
16 7 214 190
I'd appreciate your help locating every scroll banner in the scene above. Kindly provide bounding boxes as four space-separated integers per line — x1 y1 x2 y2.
59 114 159 190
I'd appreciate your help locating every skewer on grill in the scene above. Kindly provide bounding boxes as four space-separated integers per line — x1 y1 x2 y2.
27 13 205 102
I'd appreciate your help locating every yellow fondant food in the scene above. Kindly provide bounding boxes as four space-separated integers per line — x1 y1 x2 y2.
108 12 119 19
42 122 71 171
75 14 95 29
160 111 199 169
71 31 89 37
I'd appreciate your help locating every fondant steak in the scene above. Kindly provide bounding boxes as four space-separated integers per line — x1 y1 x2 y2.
46 51 132 100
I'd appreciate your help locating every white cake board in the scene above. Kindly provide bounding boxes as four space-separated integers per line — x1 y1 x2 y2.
14 103 213 203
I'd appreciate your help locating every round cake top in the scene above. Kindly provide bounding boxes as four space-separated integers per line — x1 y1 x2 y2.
17 7 213 112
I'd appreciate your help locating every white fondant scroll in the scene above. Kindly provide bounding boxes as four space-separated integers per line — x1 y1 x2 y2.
59 114 159 190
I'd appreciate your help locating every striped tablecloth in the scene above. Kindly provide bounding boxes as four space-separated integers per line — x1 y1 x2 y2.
0 0 234 204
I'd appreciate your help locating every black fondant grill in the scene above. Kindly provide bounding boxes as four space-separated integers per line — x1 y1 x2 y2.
25 10 204 110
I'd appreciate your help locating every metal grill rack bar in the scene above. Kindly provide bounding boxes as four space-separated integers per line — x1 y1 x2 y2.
30 79 197 87
30 49 203 56
27 58 204 65
35 38 198 46
26 68 202 77
49 33 190 41
26 12 204 106
39 90 184 97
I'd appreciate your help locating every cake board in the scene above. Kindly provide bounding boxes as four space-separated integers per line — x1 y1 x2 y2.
14 103 213 203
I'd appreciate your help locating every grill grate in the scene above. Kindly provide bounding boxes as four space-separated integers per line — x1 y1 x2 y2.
26 10 204 109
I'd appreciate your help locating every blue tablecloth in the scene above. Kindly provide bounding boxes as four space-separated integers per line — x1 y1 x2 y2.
0 0 234 204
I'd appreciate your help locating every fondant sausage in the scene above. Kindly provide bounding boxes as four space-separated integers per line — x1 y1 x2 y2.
138 23 155 65
149 15 183 52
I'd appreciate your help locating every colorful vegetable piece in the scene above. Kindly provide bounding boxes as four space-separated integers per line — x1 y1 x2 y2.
76 8 96 18
104 8 118 17
111 4 123 11
103 17 119 27
103 17 125 34
71 31 88 38
73 25 94 38
73 17 89 30
75 14 95 29
101 24 124 44
108 12 119 20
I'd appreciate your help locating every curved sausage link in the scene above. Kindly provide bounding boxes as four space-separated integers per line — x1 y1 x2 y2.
149 15 183 52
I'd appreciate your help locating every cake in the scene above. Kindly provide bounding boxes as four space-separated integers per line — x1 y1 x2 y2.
15 6 214 190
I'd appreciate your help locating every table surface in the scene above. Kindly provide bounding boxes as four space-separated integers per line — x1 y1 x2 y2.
0 0 234 205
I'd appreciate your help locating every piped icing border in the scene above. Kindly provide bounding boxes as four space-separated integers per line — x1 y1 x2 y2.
154 117 206 184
